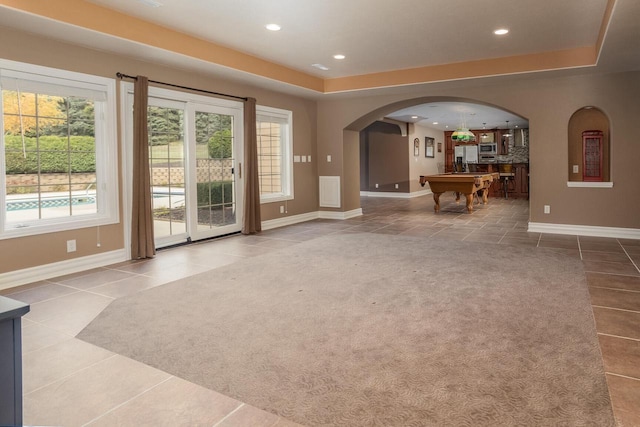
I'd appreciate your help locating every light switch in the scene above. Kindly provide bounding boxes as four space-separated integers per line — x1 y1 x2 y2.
294 155 301 163
308 155 312 162
327 155 332 162
301 156 307 163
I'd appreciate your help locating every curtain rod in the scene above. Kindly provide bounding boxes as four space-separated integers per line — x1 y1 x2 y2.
116 72 248 102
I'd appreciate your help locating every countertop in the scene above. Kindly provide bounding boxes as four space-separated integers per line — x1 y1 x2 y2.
0 296 30 321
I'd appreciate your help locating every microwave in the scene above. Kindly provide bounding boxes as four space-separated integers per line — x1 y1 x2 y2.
478 143 497 155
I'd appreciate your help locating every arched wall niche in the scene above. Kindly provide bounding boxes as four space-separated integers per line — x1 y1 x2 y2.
567 107 610 182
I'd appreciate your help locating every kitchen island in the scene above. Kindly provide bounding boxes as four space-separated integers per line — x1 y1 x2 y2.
447 163 529 199
419 172 500 213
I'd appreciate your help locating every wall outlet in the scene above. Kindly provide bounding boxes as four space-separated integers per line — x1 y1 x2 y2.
280 205 285 214
326 155 332 162
395 183 399 189
66 239 76 252
544 205 551 214
375 183 379 188
573 165 579 173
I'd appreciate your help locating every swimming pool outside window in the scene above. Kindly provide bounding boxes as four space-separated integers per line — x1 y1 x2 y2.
0 59 118 239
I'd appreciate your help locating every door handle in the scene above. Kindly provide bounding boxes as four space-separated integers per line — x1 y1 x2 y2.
238 163 242 179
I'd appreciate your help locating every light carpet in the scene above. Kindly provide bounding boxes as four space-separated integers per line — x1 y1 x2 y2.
78 233 615 426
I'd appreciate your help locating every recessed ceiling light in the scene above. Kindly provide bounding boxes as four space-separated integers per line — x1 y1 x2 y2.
333 54 346 60
311 63 330 71
432 122 439 125
266 24 281 31
411 115 418 119
494 28 509 35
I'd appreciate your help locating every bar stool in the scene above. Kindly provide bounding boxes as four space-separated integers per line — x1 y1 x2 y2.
498 163 515 199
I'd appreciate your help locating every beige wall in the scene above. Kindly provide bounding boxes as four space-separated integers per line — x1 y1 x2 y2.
0 26 318 274
343 130 361 212
317 71 640 229
361 121 409 193
408 124 445 192
1 24 639 279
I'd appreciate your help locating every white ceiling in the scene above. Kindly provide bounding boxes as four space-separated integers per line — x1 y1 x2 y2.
1 0 638 129
386 102 528 132
84 0 608 79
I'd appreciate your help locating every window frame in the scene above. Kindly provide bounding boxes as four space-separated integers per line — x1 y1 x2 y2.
0 59 119 239
256 105 293 204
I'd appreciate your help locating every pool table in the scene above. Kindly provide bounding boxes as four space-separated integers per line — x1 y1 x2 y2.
419 172 500 213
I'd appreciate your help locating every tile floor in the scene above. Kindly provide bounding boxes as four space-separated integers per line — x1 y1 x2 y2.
2 194 639 426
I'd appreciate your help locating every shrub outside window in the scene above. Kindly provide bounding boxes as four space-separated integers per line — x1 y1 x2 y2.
0 59 118 239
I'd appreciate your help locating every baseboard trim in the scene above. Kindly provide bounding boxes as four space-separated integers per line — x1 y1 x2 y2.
360 190 431 199
528 222 640 239
0 249 128 291
318 208 363 220
262 208 365 230
261 212 320 231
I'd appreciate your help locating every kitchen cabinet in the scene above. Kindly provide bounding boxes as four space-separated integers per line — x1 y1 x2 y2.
445 129 501 171
444 131 454 172
497 130 510 155
486 163 528 199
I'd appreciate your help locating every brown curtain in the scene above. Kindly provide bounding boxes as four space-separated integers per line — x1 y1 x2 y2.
242 97 261 234
130 76 156 258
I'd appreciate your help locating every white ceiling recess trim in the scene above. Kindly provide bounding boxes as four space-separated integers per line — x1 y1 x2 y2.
528 222 640 239
319 176 341 208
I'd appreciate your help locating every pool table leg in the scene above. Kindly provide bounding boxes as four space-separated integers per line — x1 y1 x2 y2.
465 194 474 213
480 189 489 204
433 192 442 212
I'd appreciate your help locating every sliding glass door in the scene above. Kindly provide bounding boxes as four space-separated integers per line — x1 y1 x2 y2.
147 99 187 246
188 105 242 242
124 85 243 250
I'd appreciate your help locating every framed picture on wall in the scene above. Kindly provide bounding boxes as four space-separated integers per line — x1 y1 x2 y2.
425 137 435 158
437 142 442 153
414 138 420 156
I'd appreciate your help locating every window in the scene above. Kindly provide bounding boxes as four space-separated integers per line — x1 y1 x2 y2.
256 106 293 203
0 59 118 238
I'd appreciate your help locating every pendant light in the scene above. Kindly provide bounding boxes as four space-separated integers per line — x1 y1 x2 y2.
451 115 476 143
481 123 487 138
504 120 512 137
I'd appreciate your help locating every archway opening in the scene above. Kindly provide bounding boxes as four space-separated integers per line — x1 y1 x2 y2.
348 97 530 204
